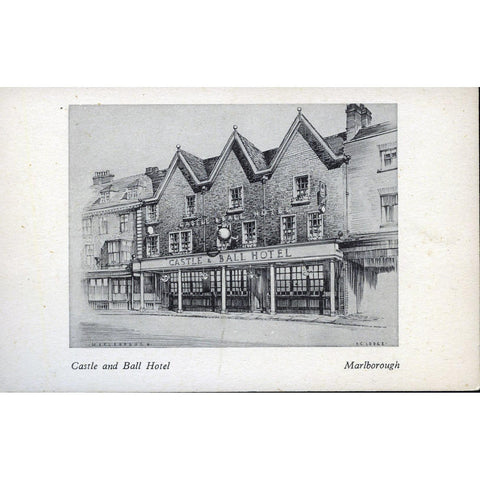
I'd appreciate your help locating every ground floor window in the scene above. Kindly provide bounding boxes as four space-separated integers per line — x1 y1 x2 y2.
88 278 109 300
144 273 155 294
275 265 324 296
227 269 248 295
210 270 221 293
112 278 129 294
181 271 206 294
169 272 178 294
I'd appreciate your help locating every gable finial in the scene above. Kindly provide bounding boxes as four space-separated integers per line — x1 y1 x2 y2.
233 125 238 130
297 107 302 116
176 144 181 150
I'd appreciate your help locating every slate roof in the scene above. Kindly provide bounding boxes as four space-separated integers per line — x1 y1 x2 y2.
85 174 153 212
237 133 269 170
324 132 346 156
150 169 168 192
178 149 210 181
351 121 397 141
203 156 219 176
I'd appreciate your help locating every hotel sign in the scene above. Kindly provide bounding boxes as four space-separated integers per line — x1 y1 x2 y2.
134 242 342 271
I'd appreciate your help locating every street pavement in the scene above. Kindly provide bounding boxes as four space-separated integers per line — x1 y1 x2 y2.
70 310 397 348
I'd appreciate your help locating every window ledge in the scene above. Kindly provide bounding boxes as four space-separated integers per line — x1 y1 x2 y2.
377 167 398 173
291 197 311 206
242 243 257 249
380 223 398 229
226 207 244 215
182 215 197 221
145 218 160 225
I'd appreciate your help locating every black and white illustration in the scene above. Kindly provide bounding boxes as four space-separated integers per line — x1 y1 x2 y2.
70 104 398 347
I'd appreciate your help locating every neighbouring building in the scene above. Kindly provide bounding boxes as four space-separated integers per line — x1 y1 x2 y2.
82 167 166 310
81 104 398 318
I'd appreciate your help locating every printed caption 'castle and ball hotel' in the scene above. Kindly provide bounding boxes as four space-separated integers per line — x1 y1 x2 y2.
82 105 398 318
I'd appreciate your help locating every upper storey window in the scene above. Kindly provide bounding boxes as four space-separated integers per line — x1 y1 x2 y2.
378 144 397 172
169 230 192 254
99 216 108 235
380 193 398 225
146 204 158 223
307 212 323 240
185 195 197 217
99 190 110 203
292 175 310 205
82 217 92 235
125 186 138 200
119 213 129 233
281 215 297 244
228 186 244 211
242 220 257 248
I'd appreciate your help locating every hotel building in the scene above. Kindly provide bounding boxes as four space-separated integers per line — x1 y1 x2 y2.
82 104 397 317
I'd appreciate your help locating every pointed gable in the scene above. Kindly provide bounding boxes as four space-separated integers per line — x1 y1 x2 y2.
147 109 347 203
268 112 345 174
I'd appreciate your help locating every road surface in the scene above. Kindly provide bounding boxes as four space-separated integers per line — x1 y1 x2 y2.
70 311 397 347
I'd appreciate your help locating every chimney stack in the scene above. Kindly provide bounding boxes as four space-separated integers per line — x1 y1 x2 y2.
93 170 114 185
145 166 166 192
346 104 372 141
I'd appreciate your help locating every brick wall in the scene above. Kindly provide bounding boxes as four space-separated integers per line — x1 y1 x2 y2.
264 131 346 243
149 130 347 256
146 164 203 256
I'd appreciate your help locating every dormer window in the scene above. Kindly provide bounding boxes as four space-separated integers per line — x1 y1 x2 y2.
125 186 138 200
99 190 110 203
229 186 244 211
185 195 197 217
292 175 310 205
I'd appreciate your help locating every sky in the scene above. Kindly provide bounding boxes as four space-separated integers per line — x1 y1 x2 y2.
69 103 397 191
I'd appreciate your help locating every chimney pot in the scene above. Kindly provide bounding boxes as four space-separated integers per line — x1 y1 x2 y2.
93 169 114 185
346 104 372 140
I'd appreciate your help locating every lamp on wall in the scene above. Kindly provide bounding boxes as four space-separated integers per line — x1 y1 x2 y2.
217 226 231 241
217 225 238 242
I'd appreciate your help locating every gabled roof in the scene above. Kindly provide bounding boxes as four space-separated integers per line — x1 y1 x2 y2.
178 150 210 181
147 110 348 203
85 173 153 212
351 121 397 141
236 132 270 170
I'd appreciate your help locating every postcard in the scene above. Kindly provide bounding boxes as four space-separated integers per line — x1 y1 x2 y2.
0 88 478 391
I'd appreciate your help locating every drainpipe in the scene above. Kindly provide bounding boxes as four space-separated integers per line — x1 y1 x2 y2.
262 175 268 246
344 155 350 235
201 186 207 251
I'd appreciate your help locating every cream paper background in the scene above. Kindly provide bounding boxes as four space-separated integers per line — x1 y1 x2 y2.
0 87 478 391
